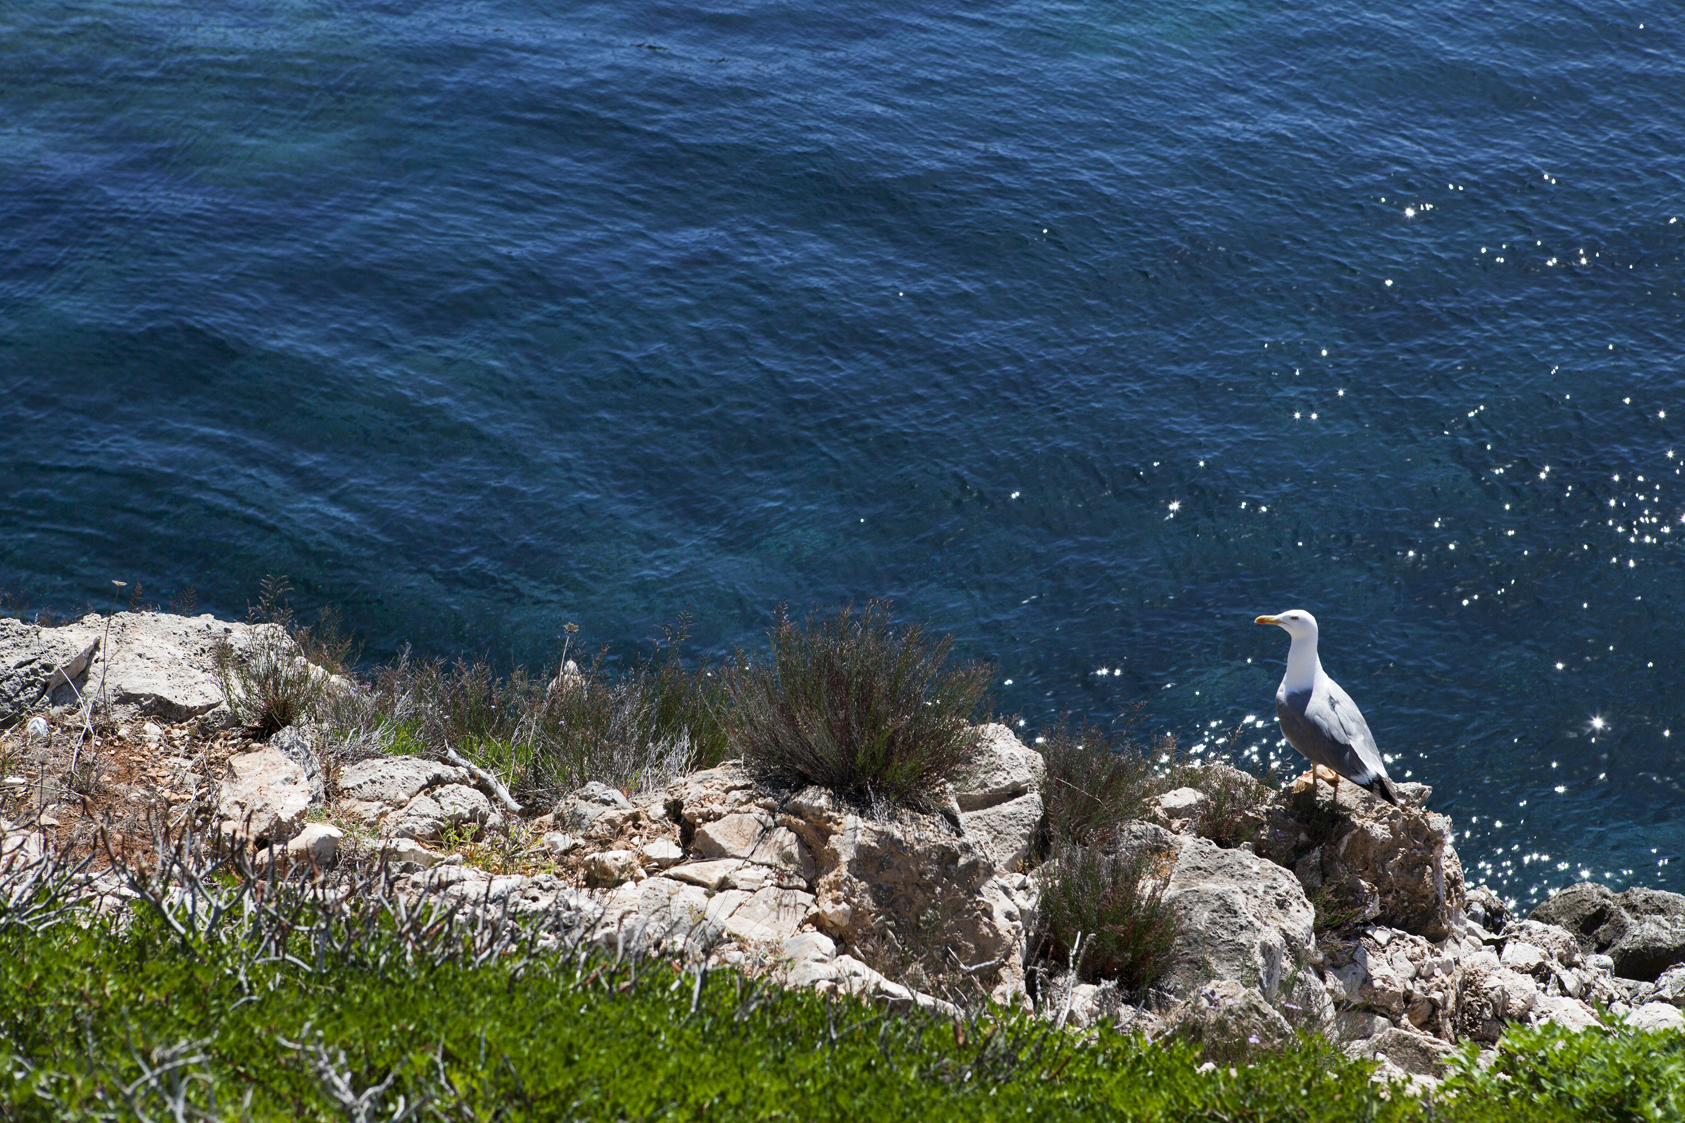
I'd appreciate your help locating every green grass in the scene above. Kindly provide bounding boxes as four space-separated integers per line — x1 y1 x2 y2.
4 872 1685 1122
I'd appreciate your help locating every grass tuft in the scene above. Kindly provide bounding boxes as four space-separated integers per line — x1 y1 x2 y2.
726 602 991 806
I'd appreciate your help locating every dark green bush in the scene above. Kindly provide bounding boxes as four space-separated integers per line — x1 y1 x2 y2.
1037 840 1180 992
727 602 992 805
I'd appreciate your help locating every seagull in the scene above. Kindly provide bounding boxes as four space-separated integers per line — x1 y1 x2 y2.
1255 610 1400 805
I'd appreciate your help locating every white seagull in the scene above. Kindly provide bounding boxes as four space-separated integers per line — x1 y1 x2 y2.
1255 609 1400 805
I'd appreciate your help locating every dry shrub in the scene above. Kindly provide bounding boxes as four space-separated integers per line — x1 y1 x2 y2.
727 602 991 806
1037 841 1179 993
1038 715 1168 849
212 577 351 740
323 622 727 805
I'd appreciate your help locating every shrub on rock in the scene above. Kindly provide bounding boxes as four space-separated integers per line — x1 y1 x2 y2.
727 602 991 805
1037 840 1179 992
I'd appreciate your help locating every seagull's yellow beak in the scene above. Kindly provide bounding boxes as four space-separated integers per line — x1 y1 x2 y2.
1254 614 1280 626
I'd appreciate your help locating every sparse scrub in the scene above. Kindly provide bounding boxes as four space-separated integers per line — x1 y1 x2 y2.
1037 841 1180 993
727 602 991 805
1038 715 1168 848
1165 759 1276 849
1039 716 1276 854
322 623 727 805
212 577 342 740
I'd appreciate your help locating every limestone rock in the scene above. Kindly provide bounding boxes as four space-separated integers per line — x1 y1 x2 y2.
753 782 1027 1006
1166 980 1294 1049
1151 787 1207 831
1454 963 1539 1042
557 781 636 834
217 747 313 844
540 831 581 858
694 810 774 860
584 849 640 888
338 756 469 806
383 783 498 841
641 838 684 868
1464 884 1512 932
784 931 836 963
961 791 1043 870
1352 1027 1456 1077
1529 882 1685 981
284 823 342 867
1625 1001 1685 1031
666 859 744 890
952 724 1045 812
0 612 258 724
1162 834 1315 1000
379 837 447 867
1531 993 1601 1032
719 887 817 942
1255 781 1464 940
268 724 326 802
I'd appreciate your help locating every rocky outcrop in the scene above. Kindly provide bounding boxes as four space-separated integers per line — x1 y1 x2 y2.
1530 882 1685 982
1255 778 1464 940
662 761 1033 1006
1162 834 1315 1001
0 612 275 726
337 755 505 841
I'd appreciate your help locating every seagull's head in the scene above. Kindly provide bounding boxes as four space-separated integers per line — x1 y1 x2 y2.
1255 609 1318 640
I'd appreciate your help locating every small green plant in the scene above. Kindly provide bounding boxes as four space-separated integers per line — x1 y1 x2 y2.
726 601 992 805
1037 840 1180 993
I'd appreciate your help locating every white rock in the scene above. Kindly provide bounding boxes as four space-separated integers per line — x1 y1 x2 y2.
1625 1002 1685 1032
1155 787 1207 817
1164 834 1315 999
283 823 342 866
953 723 1046 811
584 849 640 887
25 716 50 742
1532 993 1601 1032
217 747 313 843
693 811 772 860
540 831 581 857
640 838 684 868
1501 941 1548 972
746 825 815 878
817 899 853 929
703 889 753 930
665 859 744 890
784 931 837 962
724 864 772 892
721 888 817 942
338 756 467 806
380 837 446 867
961 791 1043 870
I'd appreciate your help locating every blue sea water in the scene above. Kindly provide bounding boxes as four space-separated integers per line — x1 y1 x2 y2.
2 0 1683 906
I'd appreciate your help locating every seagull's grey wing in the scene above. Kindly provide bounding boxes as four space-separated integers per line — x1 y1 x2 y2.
1306 676 1390 786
